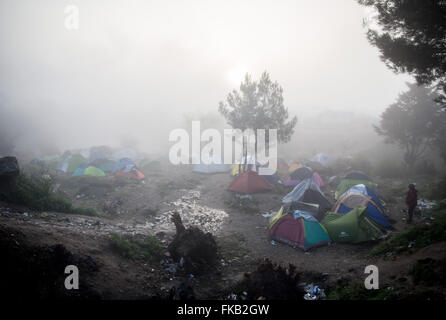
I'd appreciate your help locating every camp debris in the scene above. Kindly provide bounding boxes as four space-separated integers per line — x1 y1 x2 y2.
303 283 326 300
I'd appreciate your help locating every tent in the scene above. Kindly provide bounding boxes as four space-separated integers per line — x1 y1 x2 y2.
269 207 331 251
115 168 145 180
335 179 377 200
89 146 113 161
333 184 391 228
262 173 281 185
227 170 272 194
84 166 106 177
345 171 372 182
57 151 72 172
112 158 136 174
276 158 289 172
111 148 138 161
288 163 303 174
311 153 333 167
289 166 313 180
58 152 87 173
193 163 230 174
94 160 117 173
282 178 331 213
322 207 386 243
66 154 87 173
285 172 324 188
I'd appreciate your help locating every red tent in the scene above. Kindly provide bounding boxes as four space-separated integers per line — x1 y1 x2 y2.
227 170 272 194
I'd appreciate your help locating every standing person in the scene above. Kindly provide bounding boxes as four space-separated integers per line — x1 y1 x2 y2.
405 184 418 224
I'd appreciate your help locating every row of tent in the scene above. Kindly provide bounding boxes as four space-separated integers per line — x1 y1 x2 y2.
33 147 162 181
268 171 391 250
57 150 146 180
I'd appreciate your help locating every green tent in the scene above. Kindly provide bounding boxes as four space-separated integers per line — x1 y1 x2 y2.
322 207 386 243
67 154 87 173
335 179 377 200
83 166 106 177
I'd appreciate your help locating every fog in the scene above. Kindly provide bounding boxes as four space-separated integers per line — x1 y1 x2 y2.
0 0 411 159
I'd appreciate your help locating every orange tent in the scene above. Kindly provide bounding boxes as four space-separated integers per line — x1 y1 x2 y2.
227 170 272 194
114 169 145 180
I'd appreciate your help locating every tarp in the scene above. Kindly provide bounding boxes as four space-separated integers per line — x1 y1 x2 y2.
227 170 272 194
335 179 377 200
322 207 386 243
282 179 331 213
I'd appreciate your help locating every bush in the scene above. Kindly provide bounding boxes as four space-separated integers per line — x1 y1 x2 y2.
0 172 97 216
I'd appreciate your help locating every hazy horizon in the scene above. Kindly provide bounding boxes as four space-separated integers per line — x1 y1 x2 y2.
0 0 413 156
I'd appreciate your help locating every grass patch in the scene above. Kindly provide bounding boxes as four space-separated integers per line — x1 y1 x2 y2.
217 234 249 260
327 282 396 300
369 207 446 257
0 172 98 216
224 195 259 214
109 233 163 261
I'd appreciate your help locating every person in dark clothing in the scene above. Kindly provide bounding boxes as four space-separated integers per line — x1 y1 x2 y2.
405 184 418 224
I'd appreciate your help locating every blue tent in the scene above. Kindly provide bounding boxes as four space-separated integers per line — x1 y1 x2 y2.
334 184 390 228
112 158 136 173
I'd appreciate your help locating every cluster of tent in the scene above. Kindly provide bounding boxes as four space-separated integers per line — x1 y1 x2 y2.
269 169 392 251
34 146 162 181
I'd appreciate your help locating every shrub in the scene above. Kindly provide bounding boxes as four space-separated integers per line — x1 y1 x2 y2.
0 172 97 216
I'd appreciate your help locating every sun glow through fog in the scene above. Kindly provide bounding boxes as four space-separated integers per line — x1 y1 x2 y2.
227 66 247 86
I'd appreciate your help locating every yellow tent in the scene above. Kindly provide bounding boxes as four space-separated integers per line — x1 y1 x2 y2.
288 163 303 173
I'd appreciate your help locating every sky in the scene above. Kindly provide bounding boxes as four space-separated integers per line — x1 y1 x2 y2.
0 0 412 155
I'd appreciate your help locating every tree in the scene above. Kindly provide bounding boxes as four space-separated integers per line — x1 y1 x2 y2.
374 83 442 168
358 0 446 104
218 71 297 164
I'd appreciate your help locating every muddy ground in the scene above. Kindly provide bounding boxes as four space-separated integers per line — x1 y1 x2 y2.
1 163 445 299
